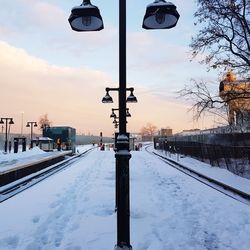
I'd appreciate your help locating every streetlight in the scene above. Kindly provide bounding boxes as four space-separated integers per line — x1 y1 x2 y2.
68 0 104 32
20 111 24 136
102 87 138 104
26 121 38 148
41 123 50 135
110 108 130 215
142 0 180 29
68 1 179 249
110 108 131 119
0 118 14 153
41 124 50 130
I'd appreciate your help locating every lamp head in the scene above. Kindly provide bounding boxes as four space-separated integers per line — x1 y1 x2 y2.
110 110 116 118
26 123 30 128
0 119 3 124
126 110 132 117
9 119 14 125
102 91 113 103
143 1 180 30
126 90 138 103
68 0 104 32
41 124 50 129
34 122 38 127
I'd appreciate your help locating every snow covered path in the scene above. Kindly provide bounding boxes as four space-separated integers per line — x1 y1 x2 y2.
0 150 117 250
130 150 250 250
0 148 250 250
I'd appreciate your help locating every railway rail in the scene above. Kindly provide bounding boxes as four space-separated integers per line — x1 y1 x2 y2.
0 147 94 203
145 145 250 206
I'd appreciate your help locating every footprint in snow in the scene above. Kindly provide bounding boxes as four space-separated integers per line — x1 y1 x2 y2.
32 215 40 224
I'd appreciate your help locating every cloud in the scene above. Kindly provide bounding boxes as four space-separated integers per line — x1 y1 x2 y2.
0 0 119 69
0 40 211 136
0 1 65 34
25 1 66 30
0 41 114 134
128 31 191 68
0 25 14 37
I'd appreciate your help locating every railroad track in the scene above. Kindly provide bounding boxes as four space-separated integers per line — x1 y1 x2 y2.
145 145 250 206
0 147 94 203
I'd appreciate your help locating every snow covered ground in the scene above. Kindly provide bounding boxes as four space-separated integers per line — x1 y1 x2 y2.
0 145 93 173
0 147 47 172
152 148 250 195
0 145 250 250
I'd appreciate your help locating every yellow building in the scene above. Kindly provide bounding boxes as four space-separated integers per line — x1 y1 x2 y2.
159 128 173 137
219 71 250 126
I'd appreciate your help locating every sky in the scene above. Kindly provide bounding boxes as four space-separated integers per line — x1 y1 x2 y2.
0 0 222 137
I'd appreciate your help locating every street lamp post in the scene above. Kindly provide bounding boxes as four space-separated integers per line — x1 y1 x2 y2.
41 123 50 136
102 85 136 249
21 112 24 136
26 121 38 148
0 118 14 153
68 1 179 249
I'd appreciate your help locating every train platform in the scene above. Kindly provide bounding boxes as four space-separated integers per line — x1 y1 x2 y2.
0 147 250 250
0 147 72 186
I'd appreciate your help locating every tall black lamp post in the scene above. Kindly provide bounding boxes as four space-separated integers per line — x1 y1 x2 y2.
68 0 179 249
26 121 38 148
0 118 14 153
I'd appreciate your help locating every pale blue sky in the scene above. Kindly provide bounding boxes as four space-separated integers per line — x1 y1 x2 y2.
0 0 221 136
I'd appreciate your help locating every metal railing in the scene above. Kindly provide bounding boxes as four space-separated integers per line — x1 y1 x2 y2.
156 140 250 179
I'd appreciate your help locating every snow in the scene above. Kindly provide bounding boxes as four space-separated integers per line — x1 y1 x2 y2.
0 144 250 250
0 147 64 174
0 145 93 174
153 148 250 195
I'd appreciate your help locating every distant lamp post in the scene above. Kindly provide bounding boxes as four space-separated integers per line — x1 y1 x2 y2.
0 118 14 153
41 123 50 130
68 0 179 249
20 111 24 136
26 121 38 149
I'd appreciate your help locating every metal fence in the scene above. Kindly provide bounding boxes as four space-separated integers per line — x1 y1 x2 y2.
156 140 250 179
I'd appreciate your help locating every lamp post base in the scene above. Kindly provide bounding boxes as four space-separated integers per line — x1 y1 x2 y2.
115 245 132 250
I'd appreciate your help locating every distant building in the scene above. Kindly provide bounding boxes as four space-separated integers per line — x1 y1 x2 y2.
158 128 172 137
219 71 250 127
179 129 201 136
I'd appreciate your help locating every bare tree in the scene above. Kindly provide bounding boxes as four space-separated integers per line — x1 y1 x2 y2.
140 123 158 136
38 114 52 130
178 75 250 127
191 0 250 76
180 1 250 124
178 79 228 120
